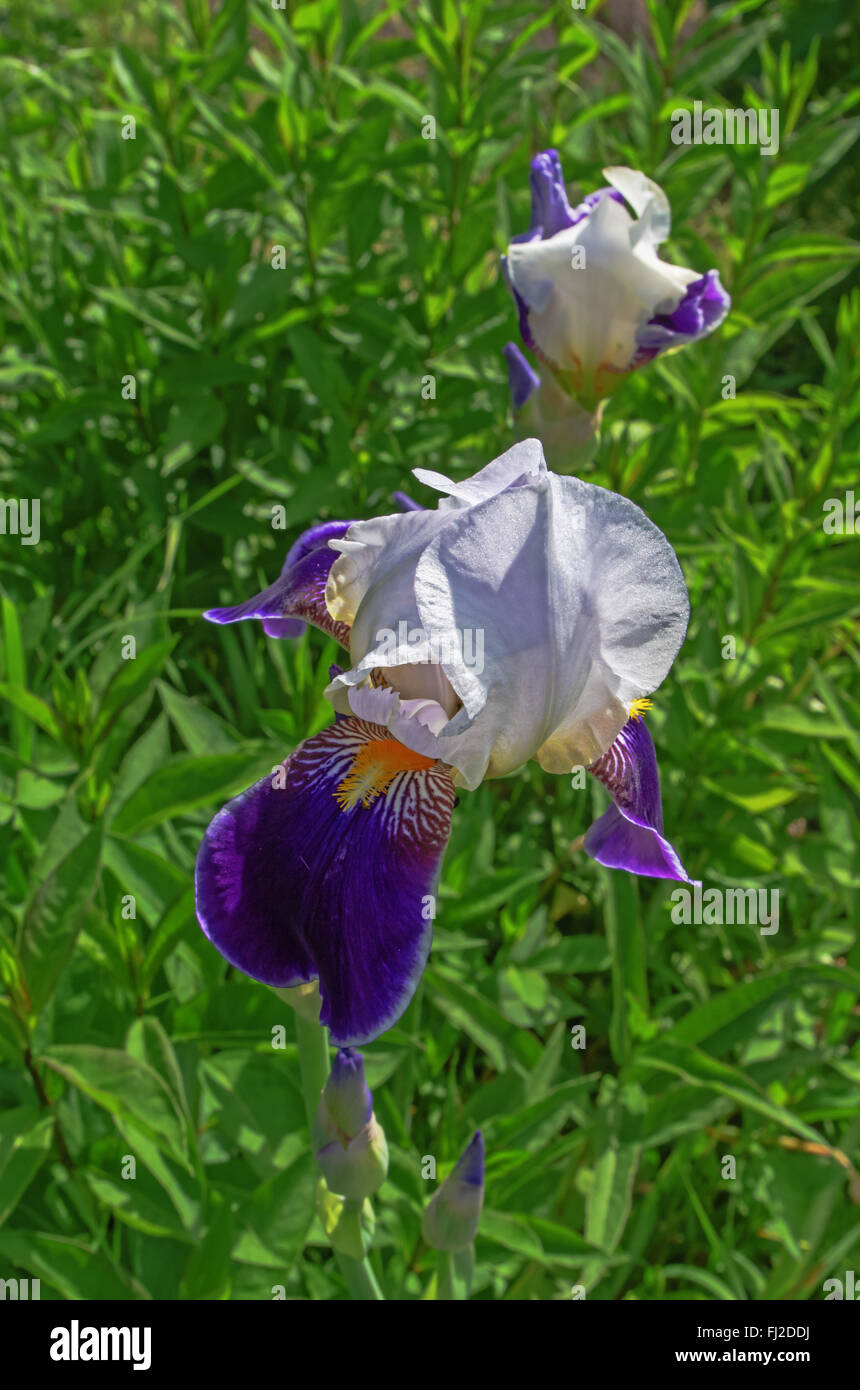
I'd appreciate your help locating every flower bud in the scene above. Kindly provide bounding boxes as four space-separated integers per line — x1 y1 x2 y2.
422 1131 485 1252
313 1048 388 1200
321 1047 372 1138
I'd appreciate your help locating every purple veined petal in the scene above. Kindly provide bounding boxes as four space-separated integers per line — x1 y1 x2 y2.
195 717 456 1045
584 716 696 883
635 269 731 362
205 519 355 646
503 341 541 411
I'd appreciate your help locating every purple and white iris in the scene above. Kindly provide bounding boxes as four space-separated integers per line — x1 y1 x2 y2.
196 440 695 1046
502 151 730 407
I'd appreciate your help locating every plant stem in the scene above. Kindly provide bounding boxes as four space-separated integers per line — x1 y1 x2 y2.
335 1250 384 1301
294 1013 330 1131
438 1247 473 1300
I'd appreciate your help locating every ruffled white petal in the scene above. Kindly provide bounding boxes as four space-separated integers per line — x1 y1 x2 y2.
602 167 671 246
324 440 547 634
325 446 689 791
412 438 547 510
338 683 452 759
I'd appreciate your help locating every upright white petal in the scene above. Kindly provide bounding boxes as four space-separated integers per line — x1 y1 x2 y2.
602 167 671 246
326 446 690 791
412 437 547 509
325 439 547 632
506 176 698 387
412 471 689 785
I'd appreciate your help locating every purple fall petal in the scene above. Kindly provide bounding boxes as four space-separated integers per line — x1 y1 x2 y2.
635 270 731 362
262 616 306 639
195 717 456 1045
205 519 355 646
584 716 695 883
500 259 538 352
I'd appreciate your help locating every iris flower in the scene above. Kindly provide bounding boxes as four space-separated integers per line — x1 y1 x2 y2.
196 441 694 1046
503 151 730 408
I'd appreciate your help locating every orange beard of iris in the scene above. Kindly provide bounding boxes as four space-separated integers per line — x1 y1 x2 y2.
334 738 437 812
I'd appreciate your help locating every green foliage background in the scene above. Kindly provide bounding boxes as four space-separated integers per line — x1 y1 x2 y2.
0 0 859 1300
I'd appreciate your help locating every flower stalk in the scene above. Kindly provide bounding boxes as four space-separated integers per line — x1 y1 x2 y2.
437 1247 474 1301
292 1012 386 1299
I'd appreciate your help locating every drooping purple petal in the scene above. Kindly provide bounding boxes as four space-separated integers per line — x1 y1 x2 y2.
205 519 355 646
584 716 695 882
503 341 541 411
195 717 456 1045
635 270 731 363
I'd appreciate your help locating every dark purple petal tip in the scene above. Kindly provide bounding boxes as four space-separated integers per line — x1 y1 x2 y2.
204 518 355 645
585 717 696 883
528 148 576 237
323 1047 373 1136
453 1130 485 1188
636 269 731 361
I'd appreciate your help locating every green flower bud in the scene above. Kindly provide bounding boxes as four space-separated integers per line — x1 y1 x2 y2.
315 1179 375 1259
422 1132 484 1252
314 1113 389 1201
313 1048 388 1200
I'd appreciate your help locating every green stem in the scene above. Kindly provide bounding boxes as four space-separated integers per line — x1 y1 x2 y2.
438 1247 473 1300
294 1013 330 1131
335 1249 384 1301
293 1014 385 1299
